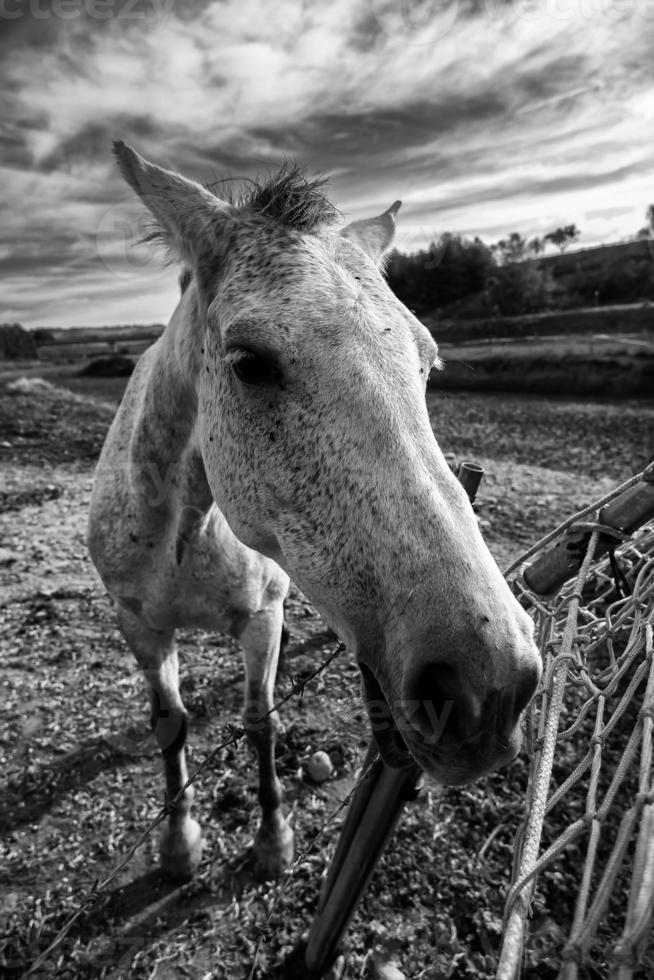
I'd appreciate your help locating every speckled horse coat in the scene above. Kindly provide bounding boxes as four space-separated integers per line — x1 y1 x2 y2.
88 142 541 883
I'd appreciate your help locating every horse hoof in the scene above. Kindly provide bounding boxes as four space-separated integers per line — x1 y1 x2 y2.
253 816 294 880
159 818 203 883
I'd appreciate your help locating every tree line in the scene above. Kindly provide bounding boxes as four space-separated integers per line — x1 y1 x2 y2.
385 206 654 318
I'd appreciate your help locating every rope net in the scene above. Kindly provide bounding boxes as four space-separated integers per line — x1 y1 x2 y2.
498 471 654 980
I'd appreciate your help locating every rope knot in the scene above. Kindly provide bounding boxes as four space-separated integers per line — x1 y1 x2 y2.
561 940 583 963
611 942 638 966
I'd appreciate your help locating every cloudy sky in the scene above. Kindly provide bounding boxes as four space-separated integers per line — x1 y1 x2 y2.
2 0 653 327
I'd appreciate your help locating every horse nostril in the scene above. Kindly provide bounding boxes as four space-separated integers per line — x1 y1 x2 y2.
498 664 541 736
512 663 540 714
404 663 481 744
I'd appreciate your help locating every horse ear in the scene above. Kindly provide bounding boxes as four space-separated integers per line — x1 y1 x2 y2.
340 200 401 264
112 141 233 268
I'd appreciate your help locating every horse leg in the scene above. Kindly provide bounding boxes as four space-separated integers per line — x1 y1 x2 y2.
239 599 294 879
117 605 202 883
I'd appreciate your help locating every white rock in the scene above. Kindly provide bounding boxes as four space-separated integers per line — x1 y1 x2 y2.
370 950 406 980
307 750 333 782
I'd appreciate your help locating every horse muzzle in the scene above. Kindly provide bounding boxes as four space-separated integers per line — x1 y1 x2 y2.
359 657 541 785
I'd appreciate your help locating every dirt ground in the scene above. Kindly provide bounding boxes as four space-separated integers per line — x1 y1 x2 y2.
1 369 653 980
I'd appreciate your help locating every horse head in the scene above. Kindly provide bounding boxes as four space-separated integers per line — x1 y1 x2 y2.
114 141 541 786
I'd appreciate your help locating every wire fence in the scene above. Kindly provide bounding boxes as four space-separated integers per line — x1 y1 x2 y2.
498 475 654 979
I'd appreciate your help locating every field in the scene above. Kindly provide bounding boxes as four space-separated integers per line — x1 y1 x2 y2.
434 331 654 398
1 359 654 980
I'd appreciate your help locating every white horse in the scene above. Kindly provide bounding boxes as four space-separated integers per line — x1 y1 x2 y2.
88 142 541 883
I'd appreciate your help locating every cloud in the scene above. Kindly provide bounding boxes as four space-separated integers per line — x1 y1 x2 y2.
1 0 653 325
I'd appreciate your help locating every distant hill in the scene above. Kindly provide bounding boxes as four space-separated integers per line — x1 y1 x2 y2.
536 238 652 275
32 323 165 345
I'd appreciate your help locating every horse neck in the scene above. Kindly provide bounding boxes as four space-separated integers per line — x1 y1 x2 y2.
128 285 206 493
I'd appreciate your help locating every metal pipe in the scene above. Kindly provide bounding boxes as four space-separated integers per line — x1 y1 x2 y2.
523 475 654 597
303 760 422 976
314 742 380 917
456 460 485 505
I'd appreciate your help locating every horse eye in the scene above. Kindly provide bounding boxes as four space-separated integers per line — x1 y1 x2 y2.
228 349 283 387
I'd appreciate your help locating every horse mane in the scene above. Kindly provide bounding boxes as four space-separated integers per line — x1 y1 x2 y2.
207 162 340 233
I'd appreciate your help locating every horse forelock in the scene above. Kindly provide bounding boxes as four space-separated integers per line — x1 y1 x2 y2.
178 166 340 301
207 162 340 233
